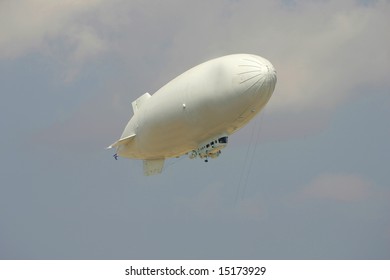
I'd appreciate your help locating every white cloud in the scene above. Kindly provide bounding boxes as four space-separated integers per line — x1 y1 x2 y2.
3 0 388 89
268 0 390 115
0 0 108 81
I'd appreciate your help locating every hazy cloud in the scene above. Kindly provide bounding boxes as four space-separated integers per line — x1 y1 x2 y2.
269 0 390 114
0 0 104 57
299 173 373 202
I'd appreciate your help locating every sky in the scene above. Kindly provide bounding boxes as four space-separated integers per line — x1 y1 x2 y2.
0 0 389 259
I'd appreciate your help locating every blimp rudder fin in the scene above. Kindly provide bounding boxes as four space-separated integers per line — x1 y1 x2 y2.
132 92 151 114
106 134 136 149
143 159 165 176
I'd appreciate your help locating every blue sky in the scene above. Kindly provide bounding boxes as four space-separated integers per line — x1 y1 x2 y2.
1 0 389 259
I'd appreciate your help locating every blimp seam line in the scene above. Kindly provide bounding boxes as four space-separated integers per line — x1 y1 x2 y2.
243 76 264 93
243 75 266 94
238 64 261 68
239 73 263 84
238 70 262 75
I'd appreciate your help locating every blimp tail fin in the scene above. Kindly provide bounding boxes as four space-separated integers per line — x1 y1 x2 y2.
106 134 136 149
143 159 165 176
132 92 151 114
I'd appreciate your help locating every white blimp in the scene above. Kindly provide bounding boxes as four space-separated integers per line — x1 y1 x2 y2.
108 54 277 175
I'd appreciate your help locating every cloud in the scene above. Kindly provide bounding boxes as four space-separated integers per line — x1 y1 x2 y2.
299 173 374 202
0 0 108 81
0 0 103 57
3 0 388 88
268 0 390 114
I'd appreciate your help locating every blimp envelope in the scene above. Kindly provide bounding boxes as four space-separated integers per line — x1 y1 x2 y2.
108 54 277 175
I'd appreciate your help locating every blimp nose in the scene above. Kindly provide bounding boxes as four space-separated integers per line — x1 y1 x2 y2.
238 56 277 95
258 58 277 84
265 62 276 79
262 62 277 91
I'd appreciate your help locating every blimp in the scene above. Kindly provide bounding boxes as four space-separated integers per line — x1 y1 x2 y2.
108 54 277 175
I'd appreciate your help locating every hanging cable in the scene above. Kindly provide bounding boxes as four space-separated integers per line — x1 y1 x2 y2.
235 109 267 204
